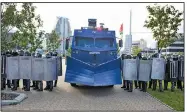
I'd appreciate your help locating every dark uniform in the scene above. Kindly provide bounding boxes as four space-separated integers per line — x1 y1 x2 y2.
44 52 53 91
1 52 6 90
164 56 170 90
177 55 184 91
5 51 12 88
30 52 36 88
134 53 142 90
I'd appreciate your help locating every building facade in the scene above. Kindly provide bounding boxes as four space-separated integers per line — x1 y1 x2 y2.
132 38 147 50
55 17 72 55
161 33 184 55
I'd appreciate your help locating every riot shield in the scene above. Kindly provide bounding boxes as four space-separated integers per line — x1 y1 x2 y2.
151 58 165 80
122 59 138 80
57 57 62 76
19 56 32 79
178 60 184 81
44 58 57 81
31 58 44 80
6 57 20 80
138 60 152 81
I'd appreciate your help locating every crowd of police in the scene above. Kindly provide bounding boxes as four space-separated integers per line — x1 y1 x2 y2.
120 52 184 92
1 50 59 92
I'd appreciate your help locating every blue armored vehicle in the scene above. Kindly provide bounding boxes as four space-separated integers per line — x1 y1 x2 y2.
65 19 122 87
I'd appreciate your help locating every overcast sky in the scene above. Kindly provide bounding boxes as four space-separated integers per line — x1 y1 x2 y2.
32 3 184 48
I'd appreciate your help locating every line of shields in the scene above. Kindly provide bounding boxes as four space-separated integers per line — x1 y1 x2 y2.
121 57 184 92
1 56 62 89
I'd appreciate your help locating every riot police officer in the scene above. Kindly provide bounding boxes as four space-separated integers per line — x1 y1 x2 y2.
53 52 58 87
121 54 127 89
33 52 43 91
177 55 184 91
164 56 170 90
1 52 6 90
30 52 36 88
140 56 148 92
135 52 142 90
11 50 19 91
22 51 31 91
152 53 164 92
5 50 12 88
44 52 53 91
124 55 133 92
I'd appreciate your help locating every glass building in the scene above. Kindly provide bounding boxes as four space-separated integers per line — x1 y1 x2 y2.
55 17 72 55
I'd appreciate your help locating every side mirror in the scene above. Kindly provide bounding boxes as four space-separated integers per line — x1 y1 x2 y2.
119 39 123 47
65 39 69 50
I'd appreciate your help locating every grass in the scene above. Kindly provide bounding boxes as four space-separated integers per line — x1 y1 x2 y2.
147 81 184 111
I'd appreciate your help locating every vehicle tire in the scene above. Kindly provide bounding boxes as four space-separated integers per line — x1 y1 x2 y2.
71 83 77 87
108 85 114 87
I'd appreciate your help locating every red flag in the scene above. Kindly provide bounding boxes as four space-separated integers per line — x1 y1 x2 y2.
119 23 123 35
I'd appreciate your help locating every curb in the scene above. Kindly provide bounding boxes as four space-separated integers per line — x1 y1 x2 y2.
146 92 175 111
1 91 28 106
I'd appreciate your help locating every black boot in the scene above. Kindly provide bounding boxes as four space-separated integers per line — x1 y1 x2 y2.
164 80 168 90
37 81 43 91
152 80 157 91
134 80 138 89
148 80 152 88
54 80 58 87
124 81 129 90
143 82 147 92
48 81 53 91
171 81 175 92
7 80 11 88
159 80 163 92
128 81 133 92
138 81 142 89
17 79 20 87
24 79 30 91
33 81 39 90
44 81 50 90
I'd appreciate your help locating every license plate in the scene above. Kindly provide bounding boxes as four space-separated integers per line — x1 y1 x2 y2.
89 52 100 54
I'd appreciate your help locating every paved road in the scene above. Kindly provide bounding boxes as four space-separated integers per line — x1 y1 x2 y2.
2 59 172 111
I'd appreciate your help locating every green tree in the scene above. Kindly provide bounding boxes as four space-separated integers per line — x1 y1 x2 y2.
1 3 18 51
47 30 61 52
144 4 183 53
1 3 44 52
12 3 44 52
132 46 142 56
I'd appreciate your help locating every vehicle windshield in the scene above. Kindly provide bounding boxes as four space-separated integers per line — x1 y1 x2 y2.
95 38 114 48
75 37 94 48
75 37 114 48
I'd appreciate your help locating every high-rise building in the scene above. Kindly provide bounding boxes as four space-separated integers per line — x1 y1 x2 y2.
139 39 147 50
55 17 72 55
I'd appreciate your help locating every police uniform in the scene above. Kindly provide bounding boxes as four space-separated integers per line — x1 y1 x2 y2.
53 52 58 87
1 52 6 90
5 51 12 88
121 54 126 89
140 57 148 92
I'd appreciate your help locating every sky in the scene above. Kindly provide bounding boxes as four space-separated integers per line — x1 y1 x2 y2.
32 3 184 48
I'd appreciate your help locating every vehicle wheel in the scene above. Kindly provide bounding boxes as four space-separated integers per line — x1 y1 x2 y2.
108 85 114 87
71 83 77 87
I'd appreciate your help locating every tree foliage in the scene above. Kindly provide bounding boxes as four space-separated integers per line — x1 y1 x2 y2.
47 30 61 52
144 4 183 53
132 46 142 56
1 3 44 53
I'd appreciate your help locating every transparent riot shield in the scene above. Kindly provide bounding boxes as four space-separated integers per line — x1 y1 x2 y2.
31 58 44 80
122 59 138 80
19 56 32 79
151 58 165 80
44 58 57 81
138 60 152 81
6 57 20 80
